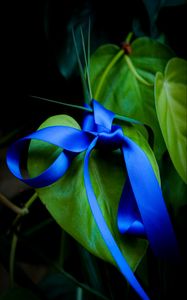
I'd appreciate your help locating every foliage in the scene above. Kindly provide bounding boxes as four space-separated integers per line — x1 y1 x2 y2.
155 57 187 183
0 1 187 300
28 114 160 271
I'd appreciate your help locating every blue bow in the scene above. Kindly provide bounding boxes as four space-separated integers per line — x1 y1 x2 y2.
7 100 179 300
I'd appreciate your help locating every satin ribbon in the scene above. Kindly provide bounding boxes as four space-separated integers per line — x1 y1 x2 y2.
6 99 179 300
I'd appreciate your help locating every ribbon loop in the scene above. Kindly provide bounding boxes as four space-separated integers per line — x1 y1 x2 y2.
84 100 124 150
92 99 115 131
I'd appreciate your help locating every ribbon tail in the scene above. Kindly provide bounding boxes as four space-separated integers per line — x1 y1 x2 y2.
118 176 145 237
122 136 179 260
84 138 150 300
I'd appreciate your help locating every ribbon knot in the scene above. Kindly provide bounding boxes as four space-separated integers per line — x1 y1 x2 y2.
83 100 124 150
6 99 179 300
95 126 124 150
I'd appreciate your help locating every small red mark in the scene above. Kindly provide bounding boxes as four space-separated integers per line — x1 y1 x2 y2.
121 42 132 55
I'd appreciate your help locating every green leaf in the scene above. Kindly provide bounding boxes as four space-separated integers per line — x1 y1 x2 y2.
28 113 160 272
90 37 174 159
155 57 187 183
0 287 40 300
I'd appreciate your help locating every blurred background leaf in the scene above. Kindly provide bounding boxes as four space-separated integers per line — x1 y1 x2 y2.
133 0 187 38
143 0 187 35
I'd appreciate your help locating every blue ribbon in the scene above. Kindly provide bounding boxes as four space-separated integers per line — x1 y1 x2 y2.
6 100 179 300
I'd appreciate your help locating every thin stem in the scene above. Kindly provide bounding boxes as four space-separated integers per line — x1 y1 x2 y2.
29 95 92 113
72 28 85 80
72 28 90 103
114 113 142 125
80 27 92 100
124 55 153 87
76 287 83 300
0 193 29 216
9 192 38 286
94 49 124 100
125 32 134 43
87 20 93 101
24 192 37 209
87 18 91 80
9 232 18 287
30 95 142 124
80 27 87 82
13 192 38 226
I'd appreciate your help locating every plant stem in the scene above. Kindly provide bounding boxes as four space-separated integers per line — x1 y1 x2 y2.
80 27 92 100
72 28 91 104
124 55 153 87
0 193 29 216
114 113 142 125
30 95 92 113
30 95 141 124
9 192 38 286
94 49 124 100
125 32 133 43
13 192 38 226
87 18 91 99
9 232 18 287
76 287 83 300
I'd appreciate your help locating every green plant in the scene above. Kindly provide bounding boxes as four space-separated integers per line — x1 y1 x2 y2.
0 1 187 300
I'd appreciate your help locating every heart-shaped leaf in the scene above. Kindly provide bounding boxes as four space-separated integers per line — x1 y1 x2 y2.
28 114 160 271
89 37 174 159
155 57 187 184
